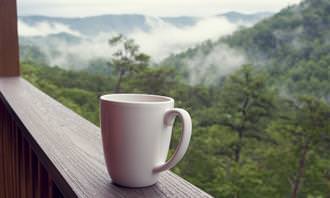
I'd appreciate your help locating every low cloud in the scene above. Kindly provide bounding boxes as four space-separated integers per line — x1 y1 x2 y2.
131 16 239 60
18 16 247 83
28 33 119 69
18 20 81 37
184 44 246 85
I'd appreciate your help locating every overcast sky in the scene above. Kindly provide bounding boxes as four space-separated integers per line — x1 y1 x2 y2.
18 0 302 17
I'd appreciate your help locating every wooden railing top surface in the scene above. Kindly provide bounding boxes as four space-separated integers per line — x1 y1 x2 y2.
0 77 212 198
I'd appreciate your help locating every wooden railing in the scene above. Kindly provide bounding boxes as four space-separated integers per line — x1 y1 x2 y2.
0 77 212 198
0 96 63 198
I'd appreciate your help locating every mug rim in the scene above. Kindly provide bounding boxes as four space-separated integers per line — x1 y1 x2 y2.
100 93 174 105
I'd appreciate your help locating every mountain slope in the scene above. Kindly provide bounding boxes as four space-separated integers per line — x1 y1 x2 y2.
218 11 273 24
163 0 330 98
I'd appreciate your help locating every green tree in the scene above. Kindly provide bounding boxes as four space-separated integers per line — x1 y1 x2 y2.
108 34 150 92
268 96 330 198
128 67 177 95
219 65 276 163
216 65 277 197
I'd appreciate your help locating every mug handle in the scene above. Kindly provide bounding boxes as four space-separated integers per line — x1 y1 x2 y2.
153 108 192 173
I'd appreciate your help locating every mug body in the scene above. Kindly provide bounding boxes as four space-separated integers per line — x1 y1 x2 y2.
100 94 174 187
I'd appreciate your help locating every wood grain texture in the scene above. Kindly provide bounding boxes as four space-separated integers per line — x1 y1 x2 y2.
0 0 20 76
0 77 212 198
0 83 66 198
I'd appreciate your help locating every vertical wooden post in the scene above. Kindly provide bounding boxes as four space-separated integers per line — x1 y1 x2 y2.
0 0 20 76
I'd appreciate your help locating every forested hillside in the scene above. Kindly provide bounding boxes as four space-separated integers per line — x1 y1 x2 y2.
163 0 330 98
22 0 330 197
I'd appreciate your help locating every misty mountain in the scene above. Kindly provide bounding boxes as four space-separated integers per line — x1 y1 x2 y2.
19 12 271 36
19 14 151 36
19 11 272 69
162 0 330 97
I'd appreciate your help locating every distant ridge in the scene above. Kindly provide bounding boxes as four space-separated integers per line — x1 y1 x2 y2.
18 12 272 36
218 11 273 23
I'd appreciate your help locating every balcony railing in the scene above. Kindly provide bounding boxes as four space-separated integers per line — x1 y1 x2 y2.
0 77 212 197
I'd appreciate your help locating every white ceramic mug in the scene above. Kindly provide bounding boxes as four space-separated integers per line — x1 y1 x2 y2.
100 94 192 187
